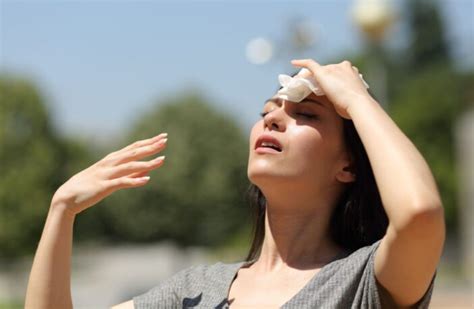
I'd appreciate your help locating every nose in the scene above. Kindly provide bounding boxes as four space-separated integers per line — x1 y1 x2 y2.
263 105 286 131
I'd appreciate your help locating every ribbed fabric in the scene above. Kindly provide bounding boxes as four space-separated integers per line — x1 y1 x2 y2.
133 240 435 308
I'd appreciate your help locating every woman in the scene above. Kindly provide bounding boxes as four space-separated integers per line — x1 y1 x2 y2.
25 59 445 308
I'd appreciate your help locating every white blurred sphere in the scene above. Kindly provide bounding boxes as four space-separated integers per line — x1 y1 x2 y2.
352 0 395 41
245 37 273 65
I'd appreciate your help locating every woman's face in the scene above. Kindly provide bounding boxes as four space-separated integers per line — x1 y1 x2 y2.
247 93 353 194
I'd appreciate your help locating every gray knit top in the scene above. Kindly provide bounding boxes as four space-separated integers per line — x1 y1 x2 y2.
133 240 435 308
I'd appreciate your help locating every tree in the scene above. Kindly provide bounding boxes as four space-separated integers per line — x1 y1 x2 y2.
388 65 468 229
340 0 471 232
407 0 451 71
386 0 471 230
0 75 93 258
98 91 250 247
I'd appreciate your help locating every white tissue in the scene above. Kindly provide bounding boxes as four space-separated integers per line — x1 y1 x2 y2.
276 68 370 103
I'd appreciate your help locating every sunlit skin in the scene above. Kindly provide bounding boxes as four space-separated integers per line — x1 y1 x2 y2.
249 94 352 188
246 93 356 271
223 93 360 307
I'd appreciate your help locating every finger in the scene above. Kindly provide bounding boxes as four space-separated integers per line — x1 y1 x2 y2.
114 138 168 165
107 175 151 190
290 59 322 74
117 133 168 155
352 66 359 73
102 133 167 163
130 170 150 178
106 156 166 179
341 60 352 67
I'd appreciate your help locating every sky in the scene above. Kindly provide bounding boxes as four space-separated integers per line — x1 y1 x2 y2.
1 0 473 145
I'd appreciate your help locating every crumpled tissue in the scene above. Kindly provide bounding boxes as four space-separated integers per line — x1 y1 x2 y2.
276 68 370 103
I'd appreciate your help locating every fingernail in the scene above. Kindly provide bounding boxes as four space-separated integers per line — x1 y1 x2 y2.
155 138 167 145
154 155 165 161
137 176 150 181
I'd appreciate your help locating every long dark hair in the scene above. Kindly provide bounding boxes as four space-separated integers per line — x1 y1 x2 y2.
244 79 389 262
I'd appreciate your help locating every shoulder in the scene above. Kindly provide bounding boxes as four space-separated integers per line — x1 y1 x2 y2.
132 260 245 308
318 240 434 308
326 240 382 273
175 260 245 278
177 260 245 287
148 260 244 290
187 260 245 276
288 240 384 308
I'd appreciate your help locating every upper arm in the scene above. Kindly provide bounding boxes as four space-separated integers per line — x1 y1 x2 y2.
111 300 134 309
374 205 445 306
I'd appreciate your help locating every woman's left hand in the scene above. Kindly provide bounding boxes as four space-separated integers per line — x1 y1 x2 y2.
291 59 374 119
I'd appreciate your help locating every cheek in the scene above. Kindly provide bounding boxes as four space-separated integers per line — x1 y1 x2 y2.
287 126 333 177
289 126 324 156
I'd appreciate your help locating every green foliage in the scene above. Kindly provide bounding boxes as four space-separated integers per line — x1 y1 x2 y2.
340 0 471 233
0 75 93 258
0 300 22 309
99 92 250 247
0 75 250 258
386 0 471 230
1 0 470 257
388 65 468 229
407 0 451 71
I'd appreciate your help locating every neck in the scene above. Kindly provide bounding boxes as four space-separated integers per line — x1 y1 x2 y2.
252 183 345 274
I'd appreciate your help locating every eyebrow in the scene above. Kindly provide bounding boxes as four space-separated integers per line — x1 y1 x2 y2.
300 97 327 109
265 97 327 109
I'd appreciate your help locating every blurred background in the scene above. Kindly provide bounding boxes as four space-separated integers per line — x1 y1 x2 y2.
0 0 472 307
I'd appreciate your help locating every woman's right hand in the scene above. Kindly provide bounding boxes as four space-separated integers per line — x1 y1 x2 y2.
51 133 168 216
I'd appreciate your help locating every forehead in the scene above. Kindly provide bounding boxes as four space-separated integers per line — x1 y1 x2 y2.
267 93 332 110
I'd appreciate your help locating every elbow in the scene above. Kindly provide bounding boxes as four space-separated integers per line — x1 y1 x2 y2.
389 200 445 239
410 198 445 219
393 200 446 240
412 198 445 224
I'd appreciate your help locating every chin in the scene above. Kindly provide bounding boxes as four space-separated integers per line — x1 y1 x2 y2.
247 166 295 189
248 166 271 186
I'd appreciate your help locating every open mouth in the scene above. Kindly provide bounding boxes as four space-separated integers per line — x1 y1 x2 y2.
255 135 283 152
258 141 282 152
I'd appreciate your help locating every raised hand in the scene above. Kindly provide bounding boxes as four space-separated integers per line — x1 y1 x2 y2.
291 59 373 119
51 133 168 216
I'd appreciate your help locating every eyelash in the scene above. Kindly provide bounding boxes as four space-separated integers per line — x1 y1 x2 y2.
297 113 318 119
259 111 318 120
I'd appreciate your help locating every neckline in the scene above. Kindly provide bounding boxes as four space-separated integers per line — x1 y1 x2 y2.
225 250 351 308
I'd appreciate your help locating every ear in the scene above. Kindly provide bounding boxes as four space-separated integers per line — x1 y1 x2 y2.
336 155 356 184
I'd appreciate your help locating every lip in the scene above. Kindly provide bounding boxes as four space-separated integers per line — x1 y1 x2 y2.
254 134 283 153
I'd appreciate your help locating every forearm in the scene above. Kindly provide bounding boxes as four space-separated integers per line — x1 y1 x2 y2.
25 202 75 309
347 97 444 230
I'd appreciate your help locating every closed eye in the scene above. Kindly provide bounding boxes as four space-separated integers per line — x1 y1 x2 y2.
259 111 318 119
296 113 318 120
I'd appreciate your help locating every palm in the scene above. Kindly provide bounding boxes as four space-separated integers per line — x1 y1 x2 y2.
51 133 168 215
